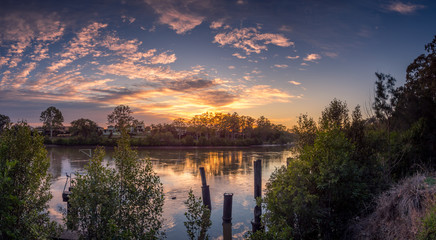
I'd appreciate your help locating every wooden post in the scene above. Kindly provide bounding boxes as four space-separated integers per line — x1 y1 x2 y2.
222 193 233 240
199 167 211 210
199 167 207 186
252 159 263 233
254 159 261 199
222 193 233 223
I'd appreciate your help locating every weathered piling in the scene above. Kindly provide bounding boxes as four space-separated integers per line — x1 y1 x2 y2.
222 193 233 240
199 167 212 210
254 159 261 198
252 159 263 233
222 193 233 223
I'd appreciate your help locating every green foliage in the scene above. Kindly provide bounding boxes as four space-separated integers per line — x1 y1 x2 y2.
0 122 60 239
67 132 165 239
107 105 135 130
0 114 10 133
319 98 349 130
184 189 211 240
418 202 436 240
70 118 99 138
40 106 64 137
262 99 383 239
264 129 370 239
66 147 119 238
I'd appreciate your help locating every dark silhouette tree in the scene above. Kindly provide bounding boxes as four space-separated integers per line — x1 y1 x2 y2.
70 118 99 138
40 106 64 137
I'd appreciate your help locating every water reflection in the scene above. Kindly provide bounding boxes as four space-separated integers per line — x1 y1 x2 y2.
47 146 292 240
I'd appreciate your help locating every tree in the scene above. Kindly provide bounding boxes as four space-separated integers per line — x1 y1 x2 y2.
0 114 10 133
67 132 165 239
70 118 99 138
184 189 211 240
107 105 135 131
40 106 64 137
0 122 60 239
320 98 349 130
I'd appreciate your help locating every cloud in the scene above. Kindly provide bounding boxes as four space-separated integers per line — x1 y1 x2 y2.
278 25 292 32
288 80 301 85
300 62 309 66
121 15 136 24
0 11 65 69
286 55 299 60
273 64 288 68
48 22 107 72
167 78 215 91
227 85 295 108
323 52 338 58
303 53 321 62
145 0 205 34
385 2 425 14
210 20 224 29
214 27 294 55
228 65 235 69
232 53 247 59
150 51 177 64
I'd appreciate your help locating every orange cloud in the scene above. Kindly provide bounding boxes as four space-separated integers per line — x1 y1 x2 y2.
214 27 293 55
303 53 321 62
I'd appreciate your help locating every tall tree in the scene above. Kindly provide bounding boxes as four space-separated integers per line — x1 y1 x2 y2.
107 105 135 131
70 118 99 138
0 122 60 239
40 106 64 137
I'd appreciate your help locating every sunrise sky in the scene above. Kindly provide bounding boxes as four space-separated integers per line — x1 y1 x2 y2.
1 0 435 128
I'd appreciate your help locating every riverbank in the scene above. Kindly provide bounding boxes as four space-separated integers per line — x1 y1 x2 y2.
44 135 294 148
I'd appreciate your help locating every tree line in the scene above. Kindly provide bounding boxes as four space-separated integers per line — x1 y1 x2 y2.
2 107 293 146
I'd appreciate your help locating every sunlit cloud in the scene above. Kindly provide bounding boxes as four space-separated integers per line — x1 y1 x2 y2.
228 65 235 69
210 20 224 29
145 0 205 34
232 53 247 59
48 22 107 72
289 80 301 85
385 2 425 14
286 55 299 60
0 11 64 69
214 27 294 55
273 64 288 68
303 53 321 62
301 62 309 66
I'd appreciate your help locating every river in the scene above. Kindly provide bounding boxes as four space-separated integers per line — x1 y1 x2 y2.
47 145 292 239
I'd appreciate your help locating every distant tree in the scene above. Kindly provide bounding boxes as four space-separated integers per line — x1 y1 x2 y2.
184 189 211 240
70 118 99 138
172 118 187 140
67 132 164 238
0 114 11 133
0 122 60 239
40 106 64 137
107 105 135 131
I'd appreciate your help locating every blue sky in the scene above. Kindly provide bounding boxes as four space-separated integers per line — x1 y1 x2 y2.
0 0 435 127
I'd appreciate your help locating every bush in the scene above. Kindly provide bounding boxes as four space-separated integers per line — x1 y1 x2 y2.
67 133 165 239
0 123 60 239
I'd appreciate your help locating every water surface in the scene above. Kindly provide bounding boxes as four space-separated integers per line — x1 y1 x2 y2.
47 146 292 239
